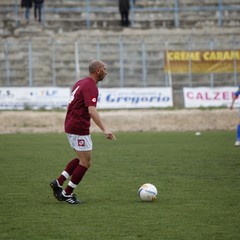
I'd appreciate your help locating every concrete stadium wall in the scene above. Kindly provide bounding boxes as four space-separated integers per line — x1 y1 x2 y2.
0 0 240 36
0 0 240 107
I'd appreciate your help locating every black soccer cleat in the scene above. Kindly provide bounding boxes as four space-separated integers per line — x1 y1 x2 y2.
61 192 81 204
50 180 63 201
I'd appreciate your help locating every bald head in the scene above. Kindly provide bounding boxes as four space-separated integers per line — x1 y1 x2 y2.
89 60 106 74
88 59 107 83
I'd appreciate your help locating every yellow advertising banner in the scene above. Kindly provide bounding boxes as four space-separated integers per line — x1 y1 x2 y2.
164 50 240 73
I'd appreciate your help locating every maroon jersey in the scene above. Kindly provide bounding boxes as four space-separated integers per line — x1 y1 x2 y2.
64 77 98 135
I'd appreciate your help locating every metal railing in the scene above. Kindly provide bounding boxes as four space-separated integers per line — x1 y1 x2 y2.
1 37 239 89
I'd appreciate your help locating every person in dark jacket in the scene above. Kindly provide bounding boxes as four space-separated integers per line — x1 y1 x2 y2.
119 0 130 26
21 0 32 22
33 0 44 22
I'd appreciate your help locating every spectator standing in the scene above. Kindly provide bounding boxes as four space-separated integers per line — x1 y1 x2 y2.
230 85 240 146
119 0 130 27
33 0 44 22
21 0 32 23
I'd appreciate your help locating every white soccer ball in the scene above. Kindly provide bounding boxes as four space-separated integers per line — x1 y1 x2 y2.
138 183 158 202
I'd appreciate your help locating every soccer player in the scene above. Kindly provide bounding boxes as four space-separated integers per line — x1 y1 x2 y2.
230 85 240 146
50 60 116 204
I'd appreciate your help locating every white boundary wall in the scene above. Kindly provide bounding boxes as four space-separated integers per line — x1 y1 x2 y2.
0 87 70 110
0 87 173 110
98 88 173 109
1 87 239 110
183 87 240 108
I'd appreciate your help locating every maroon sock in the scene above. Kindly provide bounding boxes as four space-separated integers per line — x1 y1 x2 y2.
65 164 88 195
57 158 79 186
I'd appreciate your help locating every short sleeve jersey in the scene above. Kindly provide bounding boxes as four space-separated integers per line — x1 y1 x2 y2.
64 77 98 135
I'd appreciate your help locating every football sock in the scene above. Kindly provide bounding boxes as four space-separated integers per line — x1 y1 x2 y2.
57 158 79 186
65 164 88 195
237 124 240 140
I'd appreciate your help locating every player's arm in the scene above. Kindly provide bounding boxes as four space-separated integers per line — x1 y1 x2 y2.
88 106 116 140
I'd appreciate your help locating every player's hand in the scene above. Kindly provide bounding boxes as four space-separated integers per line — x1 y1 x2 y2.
104 130 116 140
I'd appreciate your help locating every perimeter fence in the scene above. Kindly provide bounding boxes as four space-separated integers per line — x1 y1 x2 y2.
0 37 239 89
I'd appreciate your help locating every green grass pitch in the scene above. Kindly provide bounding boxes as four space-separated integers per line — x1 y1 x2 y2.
0 131 239 240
